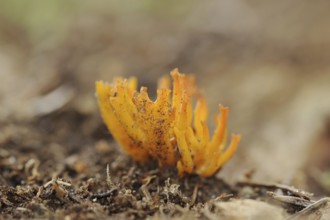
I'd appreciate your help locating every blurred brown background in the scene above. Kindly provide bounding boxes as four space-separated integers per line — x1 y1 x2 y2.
1 0 330 194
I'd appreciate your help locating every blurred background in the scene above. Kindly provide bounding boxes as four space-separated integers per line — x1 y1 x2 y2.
1 0 330 195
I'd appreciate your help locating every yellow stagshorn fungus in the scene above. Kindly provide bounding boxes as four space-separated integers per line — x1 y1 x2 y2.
96 69 241 177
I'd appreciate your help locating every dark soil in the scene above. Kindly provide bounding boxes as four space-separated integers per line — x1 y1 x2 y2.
0 110 238 219
1 109 328 219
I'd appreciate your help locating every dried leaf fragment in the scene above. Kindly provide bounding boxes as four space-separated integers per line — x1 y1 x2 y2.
96 69 240 177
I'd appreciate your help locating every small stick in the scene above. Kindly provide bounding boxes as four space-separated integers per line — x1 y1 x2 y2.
268 192 312 209
44 178 72 188
237 181 313 200
140 175 156 202
189 184 199 207
43 177 72 201
285 198 330 220
51 179 67 200
90 188 118 200
106 164 114 188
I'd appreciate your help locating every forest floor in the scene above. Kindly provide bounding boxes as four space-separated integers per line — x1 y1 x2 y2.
1 1 330 219
1 110 329 219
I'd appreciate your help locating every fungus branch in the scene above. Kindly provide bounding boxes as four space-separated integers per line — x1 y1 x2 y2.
96 69 241 177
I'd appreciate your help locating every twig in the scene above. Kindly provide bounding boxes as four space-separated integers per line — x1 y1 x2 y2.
285 197 330 220
189 184 199 207
140 175 156 203
51 179 68 200
44 178 72 188
89 188 118 201
106 164 114 188
237 181 313 200
25 158 40 181
43 177 72 201
268 192 312 209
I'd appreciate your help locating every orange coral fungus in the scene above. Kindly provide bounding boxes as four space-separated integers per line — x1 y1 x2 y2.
96 69 241 177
